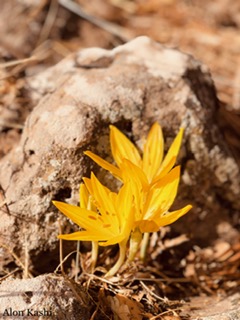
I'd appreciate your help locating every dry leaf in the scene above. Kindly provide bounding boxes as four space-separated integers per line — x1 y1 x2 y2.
107 294 144 320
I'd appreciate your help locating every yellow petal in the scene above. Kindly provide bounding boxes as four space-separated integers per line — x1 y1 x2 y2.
89 174 119 228
154 205 192 228
110 125 142 167
99 234 127 247
142 122 164 182
138 220 159 233
120 159 149 190
79 183 89 209
144 166 181 220
153 128 184 183
116 182 129 227
122 169 147 223
82 177 93 195
117 181 135 232
53 200 112 234
84 151 122 180
85 173 122 235
99 183 135 246
58 230 110 241
139 205 192 232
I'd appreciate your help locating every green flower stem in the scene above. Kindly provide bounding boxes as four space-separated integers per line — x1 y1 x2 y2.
91 241 99 272
128 228 142 262
140 232 150 260
105 239 127 277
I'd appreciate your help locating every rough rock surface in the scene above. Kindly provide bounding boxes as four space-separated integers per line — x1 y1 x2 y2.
0 274 91 320
0 36 239 274
181 293 240 320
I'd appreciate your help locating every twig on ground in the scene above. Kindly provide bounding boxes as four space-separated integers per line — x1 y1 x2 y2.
140 280 167 303
0 243 33 278
0 200 7 208
24 232 29 279
75 240 81 282
0 268 21 283
58 218 66 275
37 0 59 46
150 308 182 320
0 56 38 69
0 119 24 130
58 0 132 41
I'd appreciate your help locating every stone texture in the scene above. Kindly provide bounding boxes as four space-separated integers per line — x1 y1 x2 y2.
0 36 239 274
0 274 91 320
181 293 240 320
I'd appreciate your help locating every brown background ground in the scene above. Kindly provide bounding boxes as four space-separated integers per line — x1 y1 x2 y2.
0 1 240 319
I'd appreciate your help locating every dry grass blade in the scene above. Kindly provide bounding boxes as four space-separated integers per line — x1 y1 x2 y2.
58 0 132 41
23 232 29 279
150 308 182 320
0 56 38 69
37 0 59 46
0 200 7 208
58 218 66 275
140 280 167 303
0 243 33 278
0 48 49 80
0 268 20 283
0 119 24 130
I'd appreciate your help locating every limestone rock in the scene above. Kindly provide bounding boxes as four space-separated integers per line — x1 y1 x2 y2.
0 274 91 320
181 293 240 320
0 36 239 273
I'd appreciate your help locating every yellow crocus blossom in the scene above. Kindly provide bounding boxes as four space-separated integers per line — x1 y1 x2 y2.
120 159 192 260
79 183 98 271
121 161 192 232
85 123 184 185
53 174 134 246
53 173 135 276
84 123 188 260
53 123 192 276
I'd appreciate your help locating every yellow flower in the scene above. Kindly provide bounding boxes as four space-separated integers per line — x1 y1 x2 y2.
124 162 192 233
54 123 192 274
53 173 135 276
53 173 134 246
79 183 98 271
85 123 183 185
120 159 192 260
85 123 190 260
